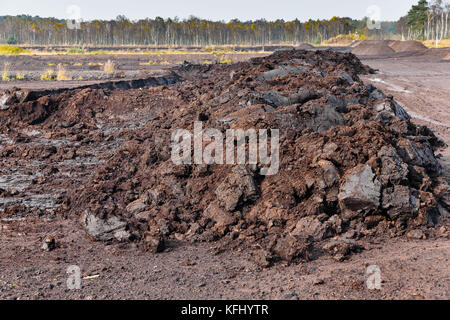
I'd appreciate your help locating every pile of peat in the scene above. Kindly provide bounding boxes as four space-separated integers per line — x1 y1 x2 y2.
0 49 448 266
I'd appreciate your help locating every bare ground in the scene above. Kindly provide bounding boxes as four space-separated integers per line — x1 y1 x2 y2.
0 216 449 300
360 49 450 184
0 49 449 300
0 52 268 89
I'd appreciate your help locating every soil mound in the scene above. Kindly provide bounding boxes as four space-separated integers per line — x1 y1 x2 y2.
349 40 361 48
352 41 395 55
1 50 448 266
296 43 315 50
389 40 427 52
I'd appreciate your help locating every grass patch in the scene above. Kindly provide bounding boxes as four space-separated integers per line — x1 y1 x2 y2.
90 50 107 55
103 59 115 73
139 60 159 66
41 69 54 81
56 63 71 80
15 72 25 80
138 60 171 65
422 39 450 48
219 57 234 64
0 46 264 56
66 47 85 54
321 34 361 46
2 62 11 81
143 50 213 55
0 45 29 55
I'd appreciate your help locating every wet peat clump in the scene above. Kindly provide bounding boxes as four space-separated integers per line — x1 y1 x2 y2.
1 49 448 266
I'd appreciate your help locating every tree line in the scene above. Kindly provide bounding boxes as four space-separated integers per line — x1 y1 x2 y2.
2 1 447 47
397 0 449 40
0 15 396 46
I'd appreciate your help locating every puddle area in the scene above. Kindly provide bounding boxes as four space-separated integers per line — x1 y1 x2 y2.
405 109 450 129
368 78 412 94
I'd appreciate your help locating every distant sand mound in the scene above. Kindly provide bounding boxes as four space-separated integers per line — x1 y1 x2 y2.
389 40 427 52
444 53 450 61
350 40 362 48
296 43 315 50
352 41 395 55
387 40 397 47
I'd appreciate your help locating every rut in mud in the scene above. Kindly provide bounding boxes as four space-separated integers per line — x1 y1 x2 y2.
0 49 448 266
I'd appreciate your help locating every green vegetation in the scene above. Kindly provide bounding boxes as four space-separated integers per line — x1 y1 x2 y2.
41 70 54 81
322 34 363 45
0 63 26 81
219 57 234 64
103 59 115 73
89 50 107 55
0 45 29 55
6 35 17 44
0 3 447 46
66 47 85 54
15 72 25 80
407 0 429 39
2 62 10 81
0 15 398 46
56 63 71 80
398 0 450 41
139 60 170 65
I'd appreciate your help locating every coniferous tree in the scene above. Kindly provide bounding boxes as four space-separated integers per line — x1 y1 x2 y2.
407 0 429 39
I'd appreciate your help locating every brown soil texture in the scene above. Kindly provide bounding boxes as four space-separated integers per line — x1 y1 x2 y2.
1 216 448 300
351 41 395 56
389 41 427 53
1 49 448 271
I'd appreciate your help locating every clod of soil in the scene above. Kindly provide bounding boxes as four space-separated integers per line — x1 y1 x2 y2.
1 49 448 267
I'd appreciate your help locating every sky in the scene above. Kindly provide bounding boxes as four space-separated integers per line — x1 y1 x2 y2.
1 0 418 22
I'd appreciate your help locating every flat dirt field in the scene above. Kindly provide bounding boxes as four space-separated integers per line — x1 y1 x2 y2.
0 51 268 90
359 49 450 183
0 47 449 300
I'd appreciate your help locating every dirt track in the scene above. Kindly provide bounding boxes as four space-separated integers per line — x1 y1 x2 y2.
360 48 450 183
0 49 449 300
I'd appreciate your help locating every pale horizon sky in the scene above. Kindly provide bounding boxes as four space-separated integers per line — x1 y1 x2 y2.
1 0 419 22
